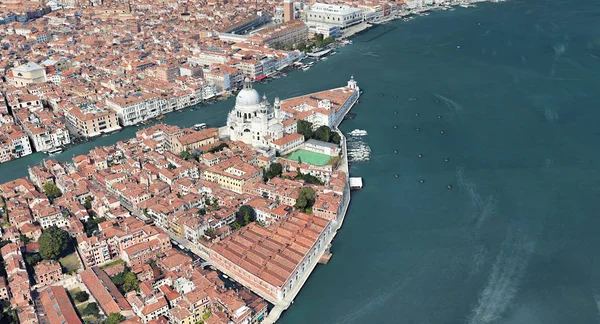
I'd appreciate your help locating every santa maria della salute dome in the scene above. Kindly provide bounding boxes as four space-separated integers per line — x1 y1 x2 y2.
226 78 284 148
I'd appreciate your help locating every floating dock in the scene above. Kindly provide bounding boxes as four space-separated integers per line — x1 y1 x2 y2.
350 177 363 190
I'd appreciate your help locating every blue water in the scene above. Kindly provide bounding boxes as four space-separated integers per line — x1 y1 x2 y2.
3 0 600 323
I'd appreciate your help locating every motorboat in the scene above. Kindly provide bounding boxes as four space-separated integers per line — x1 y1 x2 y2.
194 123 207 131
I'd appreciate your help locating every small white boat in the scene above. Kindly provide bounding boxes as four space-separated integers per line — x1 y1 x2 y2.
194 123 207 130
47 147 62 155
223 274 229 279
302 66 310 71
348 129 368 136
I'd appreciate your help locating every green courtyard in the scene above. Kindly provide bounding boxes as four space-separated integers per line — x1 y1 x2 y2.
287 149 331 166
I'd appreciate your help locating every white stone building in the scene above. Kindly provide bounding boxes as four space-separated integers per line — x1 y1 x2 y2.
305 3 363 29
226 78 285 148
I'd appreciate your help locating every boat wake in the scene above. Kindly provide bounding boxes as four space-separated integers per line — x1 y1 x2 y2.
467 227 537 324
346 130 371 163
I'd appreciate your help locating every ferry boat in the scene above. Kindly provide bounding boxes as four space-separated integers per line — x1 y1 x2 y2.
46 147 62 155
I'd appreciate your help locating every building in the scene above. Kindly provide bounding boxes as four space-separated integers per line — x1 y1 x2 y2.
64 105 121 138
34 260 63 287
225 78 284 148
210 212 332 302
0 122 32 162
303 139 339 156
0 277 8 301
203 157 261 194
254 20 308 48
305 3 363 29
11 62 47 87
170 128 219 154
33 205 68 229
80 267 133 317
76 235 111 268
271 133 304 155
39 286 82 324
283 0 294 22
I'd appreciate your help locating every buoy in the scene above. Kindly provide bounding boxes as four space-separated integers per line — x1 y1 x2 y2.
394 174 399 178
394 95 398 99
415 113 420 117
418 154 423 158
447 185 453 189
416 128 421 131
440 130 445 134
437 115 442 119
444 158 449 162
394 111 398 115
394 150 398 154
419 179 425 183
393 125 398 129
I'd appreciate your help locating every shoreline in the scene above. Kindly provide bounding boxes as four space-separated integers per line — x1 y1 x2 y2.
0 0 498 167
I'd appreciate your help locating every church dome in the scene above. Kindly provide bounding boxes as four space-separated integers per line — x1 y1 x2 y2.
236 78 261 107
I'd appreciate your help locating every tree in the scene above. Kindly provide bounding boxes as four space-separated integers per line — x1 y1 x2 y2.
19 234 31 244
331 131 341 144
263 162 283 181
272 42 283 50
297 41 307 52
122 272 139 292
297 120 313 139
74 291 89 303
294 187 316 212
83 196 93 210
269 163 282 177
42 183 62 200
235 205 256 226
180 151 194 160
167 163 176 170
82 302 100 317
207 142 229 153
39 226 70 260
313 125 331 142
25 252 41 267
0 302 17 324
103 313 126 324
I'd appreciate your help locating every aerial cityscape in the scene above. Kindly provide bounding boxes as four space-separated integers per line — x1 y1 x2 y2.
2 0 599 323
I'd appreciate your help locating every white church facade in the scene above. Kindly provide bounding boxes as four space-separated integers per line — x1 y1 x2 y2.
224 76 360 151
226 78 285 148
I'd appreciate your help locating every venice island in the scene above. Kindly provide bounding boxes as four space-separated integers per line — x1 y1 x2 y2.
0 77 359 324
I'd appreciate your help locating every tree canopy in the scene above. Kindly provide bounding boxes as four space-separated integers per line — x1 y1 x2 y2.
234 205 256 228
294 187 316 212
297 120 313 139
82 302 100 317
313 125 331 142
74 291 89 303
103 313 126 324
122 272 140 292
42 183 62 200
263 162 283 181
39 226 70 260
83 196 93 210
207 142 229 153
296 122 340 144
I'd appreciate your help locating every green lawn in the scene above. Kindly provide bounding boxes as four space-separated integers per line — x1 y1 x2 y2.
287 149 332 166
59 253 81 273
100 259 124 269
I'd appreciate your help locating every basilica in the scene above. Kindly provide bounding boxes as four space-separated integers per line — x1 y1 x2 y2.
226 78 285 148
